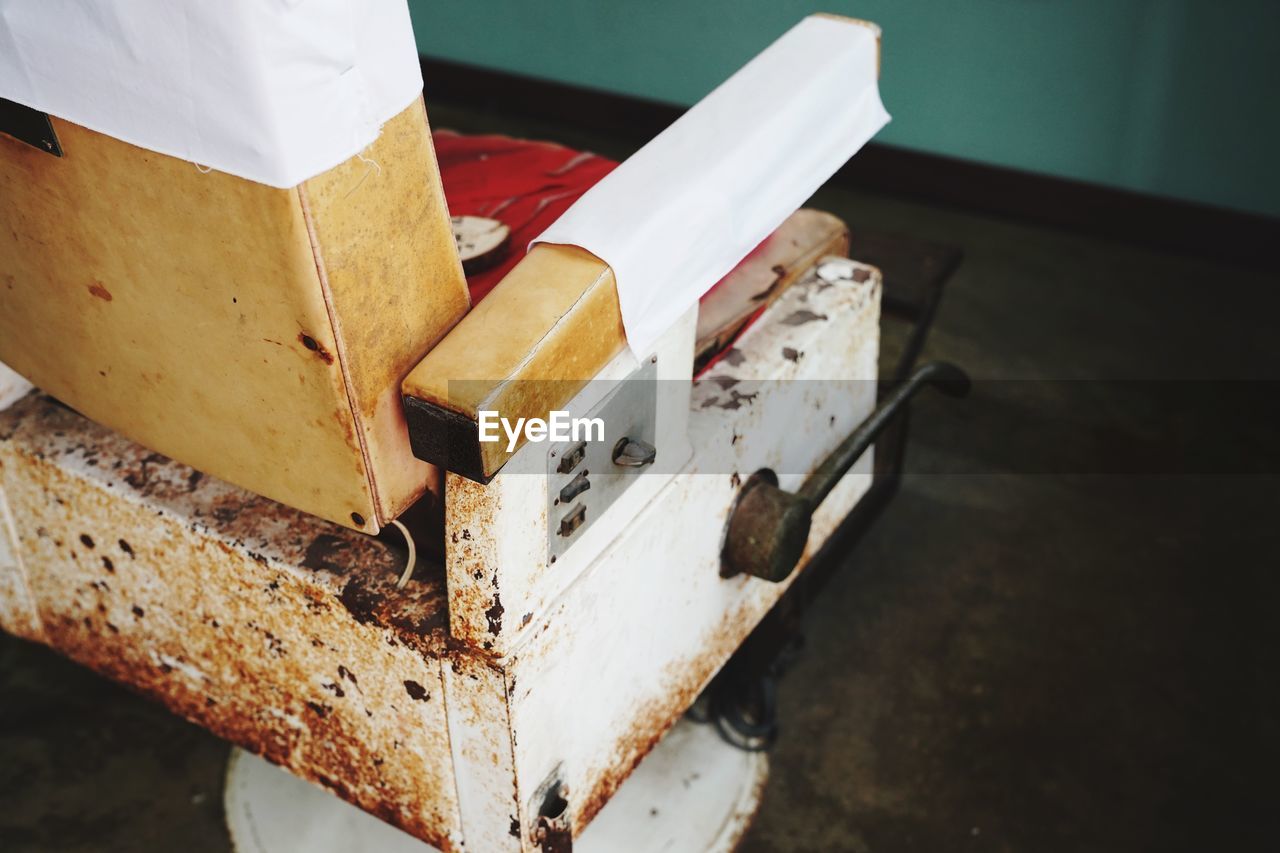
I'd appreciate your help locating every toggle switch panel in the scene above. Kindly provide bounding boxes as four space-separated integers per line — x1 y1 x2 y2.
547 358 657 562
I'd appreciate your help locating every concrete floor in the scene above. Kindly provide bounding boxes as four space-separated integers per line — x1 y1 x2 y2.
739 185 1280 852
2 112 1277 851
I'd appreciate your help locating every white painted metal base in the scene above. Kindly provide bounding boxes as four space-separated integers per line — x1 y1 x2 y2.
225 719 767 853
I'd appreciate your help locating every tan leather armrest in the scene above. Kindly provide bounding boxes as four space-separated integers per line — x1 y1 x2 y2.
401 15 880 483
401 243 626 482
400 210 851 482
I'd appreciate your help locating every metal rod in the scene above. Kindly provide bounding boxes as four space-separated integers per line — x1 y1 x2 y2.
796 361 970 508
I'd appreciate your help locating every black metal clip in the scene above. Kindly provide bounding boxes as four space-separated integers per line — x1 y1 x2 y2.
0 97 62 157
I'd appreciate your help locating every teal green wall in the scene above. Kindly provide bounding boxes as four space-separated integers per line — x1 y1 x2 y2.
409 1 1280 218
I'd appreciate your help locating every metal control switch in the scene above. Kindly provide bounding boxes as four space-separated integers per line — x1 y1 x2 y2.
612 437 656 468
558 504 587 538
557 441 587 474
559 472 591 504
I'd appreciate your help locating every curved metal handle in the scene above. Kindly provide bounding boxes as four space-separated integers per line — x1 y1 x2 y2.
721 362 970 582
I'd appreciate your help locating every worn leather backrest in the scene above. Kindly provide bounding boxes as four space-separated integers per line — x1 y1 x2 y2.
0 99 469 531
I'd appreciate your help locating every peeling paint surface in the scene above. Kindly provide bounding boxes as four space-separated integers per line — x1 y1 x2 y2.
481 258 881 843
444 310 696 657
0 257 879 851
0 396 462 849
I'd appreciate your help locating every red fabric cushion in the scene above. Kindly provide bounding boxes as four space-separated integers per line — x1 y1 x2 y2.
434 131 778 376
433 129 618 303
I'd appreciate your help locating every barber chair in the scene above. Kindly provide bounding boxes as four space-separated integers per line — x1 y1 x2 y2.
0 3 965 850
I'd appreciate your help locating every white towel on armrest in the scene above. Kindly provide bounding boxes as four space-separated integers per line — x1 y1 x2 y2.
534 15 890 356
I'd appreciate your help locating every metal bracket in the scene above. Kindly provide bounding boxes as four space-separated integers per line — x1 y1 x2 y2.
0 97 62 157
547 358 657 563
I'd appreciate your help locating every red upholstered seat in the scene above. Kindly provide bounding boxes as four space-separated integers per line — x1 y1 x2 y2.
434 130 618 304
434 131 794 376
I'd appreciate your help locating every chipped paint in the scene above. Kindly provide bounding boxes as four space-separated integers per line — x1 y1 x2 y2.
497 256 881 846
443 311 696 658
0 395 462 849
0 254 880 851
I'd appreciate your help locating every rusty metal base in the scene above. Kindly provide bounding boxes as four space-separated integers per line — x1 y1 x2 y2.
2 255 878 849
226 717 767 853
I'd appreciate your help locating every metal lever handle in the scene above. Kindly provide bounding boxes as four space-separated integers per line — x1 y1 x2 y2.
721 362 970 583
612 437 657 468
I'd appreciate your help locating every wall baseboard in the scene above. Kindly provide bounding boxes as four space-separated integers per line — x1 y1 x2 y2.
421 56 1279 273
